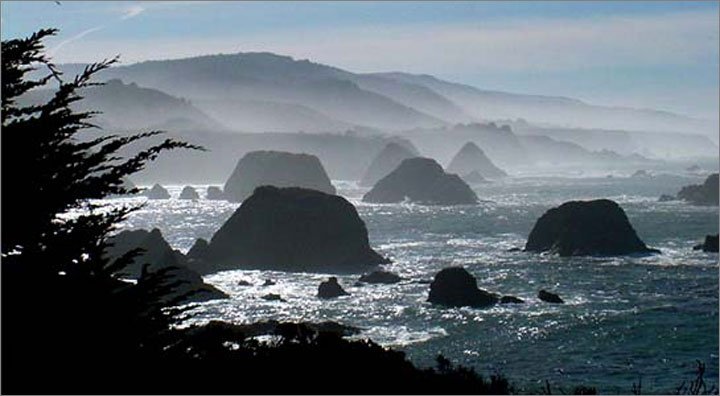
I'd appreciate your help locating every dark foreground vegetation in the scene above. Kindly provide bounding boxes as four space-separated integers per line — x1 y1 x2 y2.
1 29 715 395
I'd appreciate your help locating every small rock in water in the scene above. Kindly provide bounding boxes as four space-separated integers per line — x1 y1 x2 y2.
658 194 677 202
506 247 522 252
237 279 253 286
262 279 276 286
427 267 499 308
179 186 200 200
318 277 350 299
261 293 285 302
359 270 402 284
500 295 524 304
206 186 225 200
144 183 170 200
538 289 564 304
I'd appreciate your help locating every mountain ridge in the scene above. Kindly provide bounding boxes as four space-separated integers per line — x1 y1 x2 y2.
49 51 715 137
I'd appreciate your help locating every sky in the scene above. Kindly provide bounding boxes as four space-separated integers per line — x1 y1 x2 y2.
2 1 718 121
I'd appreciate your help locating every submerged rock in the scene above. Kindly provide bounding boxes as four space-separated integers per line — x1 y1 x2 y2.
318 277 350 299
144 183 170 200
237 279 253 286
538 290 564 304
262 279 276 287
677 174 719 206
104 229 227 303
693 235 719 253
179 186 200 200
195 186 388 274
446 142 507 179
359 142 419 187
525 199 659 256
362 157 477 205
359 270 402 284
223 150 335 202
206 186 225 200
427 267 499 308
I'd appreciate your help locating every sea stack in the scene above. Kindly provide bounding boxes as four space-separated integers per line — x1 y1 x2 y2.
359 142 419 187
104 228 227 303
223 151 335 202
362 157 477 205
525 199 659 256
317 277 350 299
144 184 170 200
677 174 719 206
446 142 507 179
187 186 388 274
179 186 200 200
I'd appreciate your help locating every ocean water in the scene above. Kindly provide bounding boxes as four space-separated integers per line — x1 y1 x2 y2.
110 176 718 393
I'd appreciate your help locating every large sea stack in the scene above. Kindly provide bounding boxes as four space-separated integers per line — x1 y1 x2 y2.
189 186 388 274
359 142 419 187
677 173 719 206
104 228 227 303
223 151 335 202
525 199 658 256
446 142 507 179
362 157 477 205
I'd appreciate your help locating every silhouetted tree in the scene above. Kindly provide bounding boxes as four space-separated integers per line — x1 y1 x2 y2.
1 28 201 393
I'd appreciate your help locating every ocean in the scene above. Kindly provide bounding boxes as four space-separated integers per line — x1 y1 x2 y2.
109 175 718 393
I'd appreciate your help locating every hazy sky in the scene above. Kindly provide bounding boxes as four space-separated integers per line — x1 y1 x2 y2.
2 1 718 121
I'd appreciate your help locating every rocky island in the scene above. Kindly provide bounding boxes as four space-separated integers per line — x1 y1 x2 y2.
104 228 227 303
223 151 336 202
676 173 719 206
359 142 419 187
525 199 659 256
179 186 200 200
187 186 389 274
446 142 507 179
362 157 478 205
144 183 170 200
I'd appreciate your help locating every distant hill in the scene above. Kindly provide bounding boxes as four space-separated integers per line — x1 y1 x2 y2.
511 123 719 159
21 79 222 132
373 72 717 138
67 53 447 131
50 52 716 142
